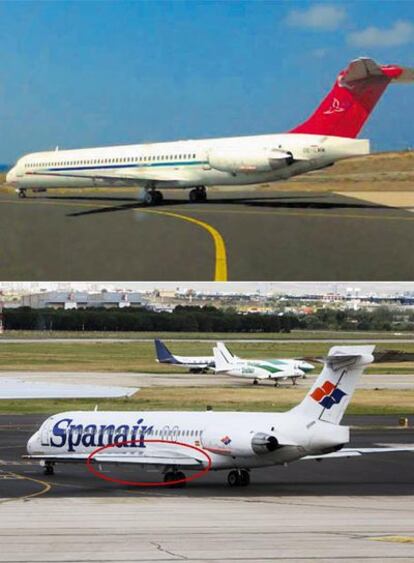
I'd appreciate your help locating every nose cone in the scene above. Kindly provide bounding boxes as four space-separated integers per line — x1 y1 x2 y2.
6 167 16 184
299 361 315 373
27 431 40 454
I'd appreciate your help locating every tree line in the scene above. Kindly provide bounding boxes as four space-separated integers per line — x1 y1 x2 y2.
3 306 297 333
3 304 413 333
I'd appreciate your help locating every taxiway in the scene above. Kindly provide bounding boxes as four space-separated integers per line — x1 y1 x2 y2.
2 188 414 280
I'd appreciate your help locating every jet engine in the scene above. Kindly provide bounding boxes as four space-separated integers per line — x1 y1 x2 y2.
201 428 280 457
208 147 293 174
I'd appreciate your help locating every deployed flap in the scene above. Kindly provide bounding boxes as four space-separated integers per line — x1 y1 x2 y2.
24 447 204 468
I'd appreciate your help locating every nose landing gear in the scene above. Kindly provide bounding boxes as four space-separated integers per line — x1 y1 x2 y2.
189 186 207 203
16 188 27 199
43 461 55 476
227 469 250 487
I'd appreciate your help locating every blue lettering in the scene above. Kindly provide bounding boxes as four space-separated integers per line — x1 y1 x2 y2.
82 424 97 447
114 425 129 447
51 418 72 447
68 424 84 452
130 418 144 448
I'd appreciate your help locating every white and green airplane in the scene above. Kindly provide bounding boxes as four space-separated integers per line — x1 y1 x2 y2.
213 342 314 386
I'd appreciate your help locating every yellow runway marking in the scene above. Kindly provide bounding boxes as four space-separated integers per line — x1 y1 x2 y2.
370 536 414 544
0 198 228 281
144 209 227 281
0 470 51 504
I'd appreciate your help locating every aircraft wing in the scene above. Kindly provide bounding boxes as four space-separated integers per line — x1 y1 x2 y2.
302 446 414 461
24 446 205 468
29 166 193 186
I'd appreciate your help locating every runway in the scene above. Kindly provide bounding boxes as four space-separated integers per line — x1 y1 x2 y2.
2 188 414 280
2 370 414 389
0 415 413 562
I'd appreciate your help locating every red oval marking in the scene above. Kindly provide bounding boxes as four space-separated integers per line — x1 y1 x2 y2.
86 439 212 487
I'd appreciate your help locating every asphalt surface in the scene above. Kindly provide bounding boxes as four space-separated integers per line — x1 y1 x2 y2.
2 370 414 390
1 414 413 499
2 414 414 562
2 188 414 280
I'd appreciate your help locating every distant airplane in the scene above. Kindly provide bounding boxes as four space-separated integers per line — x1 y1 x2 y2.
213 341 314 386
154 338 214 373
25 345 414 486
7 58 414 203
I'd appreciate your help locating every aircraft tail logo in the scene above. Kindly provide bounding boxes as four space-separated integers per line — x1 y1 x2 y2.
323 97 349 115
310 381 347 410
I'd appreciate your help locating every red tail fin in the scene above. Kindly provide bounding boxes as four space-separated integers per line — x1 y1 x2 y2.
290 58 414 138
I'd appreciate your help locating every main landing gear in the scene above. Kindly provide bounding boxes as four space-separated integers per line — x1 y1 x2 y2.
143 189 163 206
189 186 207 203
227 469 250 487
163 470 186 487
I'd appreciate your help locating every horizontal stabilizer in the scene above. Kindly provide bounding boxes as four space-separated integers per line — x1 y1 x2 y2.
341 58 414 84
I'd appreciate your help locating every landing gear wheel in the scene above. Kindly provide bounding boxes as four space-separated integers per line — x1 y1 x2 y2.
274 380 279 387
144 190 163 206
239 469 250 487
17 189 27 199
253 379 258 385
189 189 198 203
227 470 241 487
198 186 207 202
189 187 207 203
163 470 186 487
44 462 54 476
154 190 163 204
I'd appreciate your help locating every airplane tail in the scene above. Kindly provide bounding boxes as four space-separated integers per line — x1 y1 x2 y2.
290 58 414 138
154 339 178 364
213 342 234 372
290 345 375 424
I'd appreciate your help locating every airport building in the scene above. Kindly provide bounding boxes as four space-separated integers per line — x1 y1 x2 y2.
20 291 148 310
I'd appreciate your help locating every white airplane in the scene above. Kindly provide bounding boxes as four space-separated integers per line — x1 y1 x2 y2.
154 338 313 379
213 341 314 385
7 58 414 204
155 338 214 373
25 345 414 487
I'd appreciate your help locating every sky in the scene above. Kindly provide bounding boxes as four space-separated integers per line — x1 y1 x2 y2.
1 0 414 163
